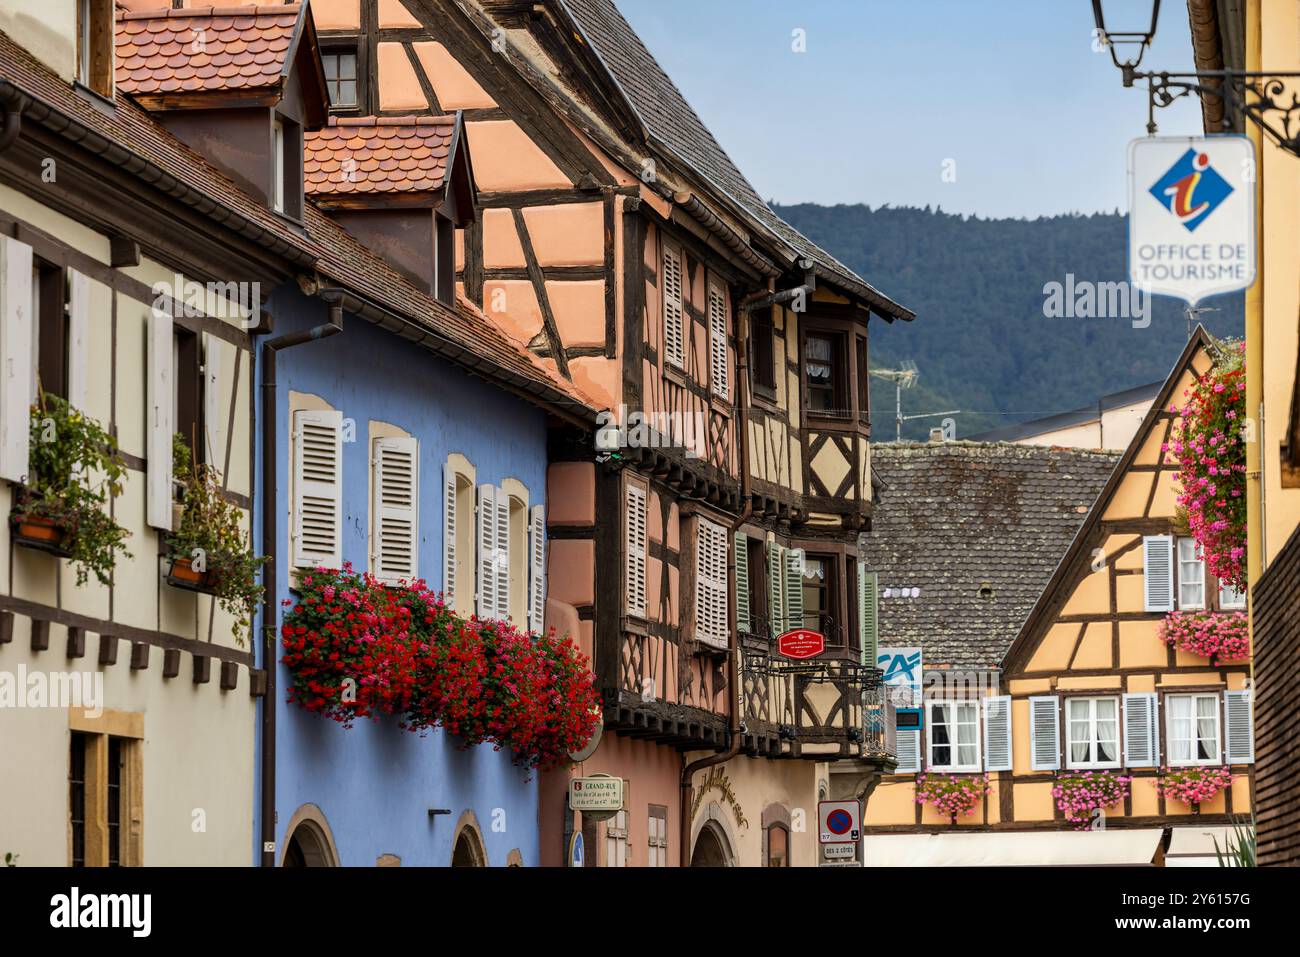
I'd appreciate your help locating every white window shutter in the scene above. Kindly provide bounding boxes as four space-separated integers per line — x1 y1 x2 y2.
983 695 1013 771
1122 692 1159 767
529 504 545 634
443 466 458 605
66 268 89 411
784 547 804 633
662 242 684 368
202 332 222 466
858 562 878 666
372 436 418 583
494 492 510 619
767 542 784 638
291 409 343 568
475 484 497 618
734 532 750 634
146 305 174 529
1029 695 1061 771
624 484 647 617
0 235 33 483
894 728 922 774
707 278 728 398
694 518 728 650
1224 690 1254 764
1142 535 1175 612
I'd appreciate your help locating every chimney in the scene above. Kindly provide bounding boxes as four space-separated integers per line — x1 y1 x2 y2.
929 427 946 443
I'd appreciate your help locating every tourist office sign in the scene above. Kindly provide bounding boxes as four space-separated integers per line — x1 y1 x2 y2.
1128 136 1256 305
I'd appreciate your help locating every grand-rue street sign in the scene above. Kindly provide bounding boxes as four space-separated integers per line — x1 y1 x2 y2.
1128 136 1256 305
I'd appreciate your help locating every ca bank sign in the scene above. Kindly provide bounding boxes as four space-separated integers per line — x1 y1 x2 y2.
1128 136 1256 306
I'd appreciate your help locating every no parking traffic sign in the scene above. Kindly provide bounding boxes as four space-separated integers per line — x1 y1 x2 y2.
818 800 861 844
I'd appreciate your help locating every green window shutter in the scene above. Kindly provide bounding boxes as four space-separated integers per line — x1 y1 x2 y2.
784 548 804 633
734 532 750 634
858 561 878 666
767 542 784 638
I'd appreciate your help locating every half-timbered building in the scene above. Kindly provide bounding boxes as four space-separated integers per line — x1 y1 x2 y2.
309 0 914 866
860 331 1257 866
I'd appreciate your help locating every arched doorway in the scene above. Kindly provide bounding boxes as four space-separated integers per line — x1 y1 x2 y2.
690 821 734 867
452 828 487 867
450 811 488 867
280 804 340 867
283 821 335 867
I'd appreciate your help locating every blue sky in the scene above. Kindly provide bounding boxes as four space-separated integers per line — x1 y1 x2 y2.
617 0 1205 219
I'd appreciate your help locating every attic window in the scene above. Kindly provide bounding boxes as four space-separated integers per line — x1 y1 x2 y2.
322 46 360 109
978 582 994 600
77 0 115 98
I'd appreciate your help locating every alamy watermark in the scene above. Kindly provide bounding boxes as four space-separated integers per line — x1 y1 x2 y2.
595 405 707 461
151 273 262 329
0 666 103 717
1042 273 1151 329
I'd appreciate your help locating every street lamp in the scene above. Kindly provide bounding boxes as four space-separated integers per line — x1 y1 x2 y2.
1091 0 1161 85
1090 0 1300 155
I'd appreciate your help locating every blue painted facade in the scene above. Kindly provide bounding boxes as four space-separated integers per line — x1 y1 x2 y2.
252 284 547 867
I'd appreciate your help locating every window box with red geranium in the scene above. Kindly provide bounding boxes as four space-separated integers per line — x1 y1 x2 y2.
914 773 991 824
1052 770 1132 830
1158 610 1249 664
1157 766 1234 813
280 567 599 770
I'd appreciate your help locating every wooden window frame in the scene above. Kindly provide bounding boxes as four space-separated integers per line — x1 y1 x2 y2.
68 709 144 867
1164 691 1223 767
623 474 650 622
802 328 848 419
321 42 360 110
926 699 981 772
765 822 790 867
174 325 204 465
647 805 668 867
604 809 629 867
750 305 776 399
77 0 115 99
1176 536 1206 610
1063 694 1122 770
34 257 68 401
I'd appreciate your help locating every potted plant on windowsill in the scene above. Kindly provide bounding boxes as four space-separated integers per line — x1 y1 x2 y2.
8 392 130 583
164 434 266 645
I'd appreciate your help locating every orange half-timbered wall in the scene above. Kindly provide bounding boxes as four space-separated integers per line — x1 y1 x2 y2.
865 333 1254 833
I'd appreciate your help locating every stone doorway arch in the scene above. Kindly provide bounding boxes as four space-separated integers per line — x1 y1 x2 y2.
690 820 735 867
281 804 340 867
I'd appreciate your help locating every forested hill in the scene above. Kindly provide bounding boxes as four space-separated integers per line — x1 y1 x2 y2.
774 204 1245 440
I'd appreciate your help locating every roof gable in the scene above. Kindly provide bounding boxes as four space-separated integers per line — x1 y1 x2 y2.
1000 327 1218 676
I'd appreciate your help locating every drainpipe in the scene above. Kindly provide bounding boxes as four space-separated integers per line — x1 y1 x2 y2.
1243 0 1263 692
677 266 814 866
259 288 343 867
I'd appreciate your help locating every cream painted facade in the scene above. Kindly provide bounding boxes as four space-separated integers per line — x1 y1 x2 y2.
0 2 258 864
0 180 257 865
1255 0 1300 568
1011 396 1156 452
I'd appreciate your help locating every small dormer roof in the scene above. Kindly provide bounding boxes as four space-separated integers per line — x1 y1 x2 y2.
115 4 328 127
304 114 476 223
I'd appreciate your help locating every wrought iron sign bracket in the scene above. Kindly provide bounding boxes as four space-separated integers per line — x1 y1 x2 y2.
1129 69 1300 158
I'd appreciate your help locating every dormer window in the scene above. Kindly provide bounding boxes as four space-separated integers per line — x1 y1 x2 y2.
322 46 360 109
272 115 303 219
305 115 478 305
77 0 114 98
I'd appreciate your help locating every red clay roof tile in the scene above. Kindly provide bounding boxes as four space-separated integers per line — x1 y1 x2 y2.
115 5 303 97
304 115 457 198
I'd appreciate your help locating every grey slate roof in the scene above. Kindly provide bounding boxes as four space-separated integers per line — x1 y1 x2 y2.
556 0 912 318
863 442 1121 670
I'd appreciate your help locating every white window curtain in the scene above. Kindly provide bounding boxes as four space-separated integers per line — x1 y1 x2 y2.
1066 697 1120 767
928 700 979 771
1168 693 1220 765
1177 538 1206 609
